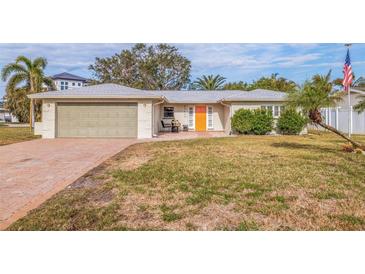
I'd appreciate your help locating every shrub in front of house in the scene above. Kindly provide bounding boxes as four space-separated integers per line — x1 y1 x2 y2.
276 109 307 135
231 109 254 134
231 108 273 135
250 109 274 135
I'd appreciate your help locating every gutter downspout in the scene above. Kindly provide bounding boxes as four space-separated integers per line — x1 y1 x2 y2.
219 99 232 135
152 97 165 137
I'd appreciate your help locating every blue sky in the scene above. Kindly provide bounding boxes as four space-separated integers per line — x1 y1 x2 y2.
1 43 365 97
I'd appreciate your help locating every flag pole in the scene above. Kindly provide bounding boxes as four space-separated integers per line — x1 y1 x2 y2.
345 44 352 138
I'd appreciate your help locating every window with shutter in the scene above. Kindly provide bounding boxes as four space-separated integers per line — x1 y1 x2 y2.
188 106 194 129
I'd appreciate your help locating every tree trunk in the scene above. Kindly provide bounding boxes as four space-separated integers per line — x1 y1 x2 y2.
317 121 363 148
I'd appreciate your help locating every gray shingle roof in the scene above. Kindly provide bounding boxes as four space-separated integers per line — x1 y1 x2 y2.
222 89 287 101
52 72 88 82
28 83 288 102
29 84 162 99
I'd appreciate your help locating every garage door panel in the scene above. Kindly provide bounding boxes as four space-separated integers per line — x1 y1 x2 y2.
57 103 137 138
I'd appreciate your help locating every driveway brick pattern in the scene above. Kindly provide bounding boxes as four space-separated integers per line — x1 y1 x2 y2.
0 138 136 229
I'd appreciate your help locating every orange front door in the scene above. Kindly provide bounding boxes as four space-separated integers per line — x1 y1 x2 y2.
195 105 206 131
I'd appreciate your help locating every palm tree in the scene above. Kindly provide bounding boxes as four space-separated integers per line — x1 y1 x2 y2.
354 94 365 113
1 56 55 122
288 70 363 148
352 76 365 90
192 74 226 90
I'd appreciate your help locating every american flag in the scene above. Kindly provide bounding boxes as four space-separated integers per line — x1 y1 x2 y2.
343 48 353 92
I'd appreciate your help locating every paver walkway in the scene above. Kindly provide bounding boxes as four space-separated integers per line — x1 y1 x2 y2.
0 138 137 229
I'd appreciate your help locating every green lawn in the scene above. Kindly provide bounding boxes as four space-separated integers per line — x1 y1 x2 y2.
8 132 365 231
0 125 40 146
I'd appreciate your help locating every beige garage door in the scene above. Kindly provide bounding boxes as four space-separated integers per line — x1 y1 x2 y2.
57 103 137 138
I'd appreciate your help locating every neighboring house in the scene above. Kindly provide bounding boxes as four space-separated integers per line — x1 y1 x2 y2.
51 72 88 91
0 100 19 123
318 89 365 134
28 83 288 139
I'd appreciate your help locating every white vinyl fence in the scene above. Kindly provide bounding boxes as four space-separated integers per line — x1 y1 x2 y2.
309 107 365 134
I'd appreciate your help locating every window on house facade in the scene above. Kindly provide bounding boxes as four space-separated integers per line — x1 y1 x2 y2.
72 82 75 86
261 105 285 118
60 81 69 90
188 106 194 129
274 106 280 117
78 83 81 86
163 107 174 118
207 106 213 129
280 106 285 114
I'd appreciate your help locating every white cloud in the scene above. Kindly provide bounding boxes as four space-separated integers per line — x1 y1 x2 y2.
1 43 365 97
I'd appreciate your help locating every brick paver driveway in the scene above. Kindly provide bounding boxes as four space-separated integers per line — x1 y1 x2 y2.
0 138 137 229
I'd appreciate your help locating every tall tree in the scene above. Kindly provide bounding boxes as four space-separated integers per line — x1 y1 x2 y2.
89 43 191 90
192 74 226 90
1 56 55 122
288 70 363 148
249 73 297 92
223 81 249 90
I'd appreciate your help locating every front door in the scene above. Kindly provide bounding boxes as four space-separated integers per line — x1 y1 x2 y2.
195 105 206 131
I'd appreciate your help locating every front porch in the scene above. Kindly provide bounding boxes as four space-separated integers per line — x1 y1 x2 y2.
153 103 231 136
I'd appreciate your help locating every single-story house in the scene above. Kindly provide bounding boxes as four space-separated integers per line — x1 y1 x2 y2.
28 83 288 139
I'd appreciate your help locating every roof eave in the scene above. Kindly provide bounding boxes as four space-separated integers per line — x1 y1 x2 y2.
27 94 164 100
220 97 288 102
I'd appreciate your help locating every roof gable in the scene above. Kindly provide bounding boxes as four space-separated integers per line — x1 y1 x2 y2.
52 72 87 82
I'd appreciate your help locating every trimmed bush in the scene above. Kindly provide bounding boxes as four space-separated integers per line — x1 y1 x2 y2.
232 108 273 135
277 109 307 135
251 109 274 135
231 109 254 134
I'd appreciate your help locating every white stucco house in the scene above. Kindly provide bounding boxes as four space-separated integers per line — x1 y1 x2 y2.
28 83 288 139
51 72 88 91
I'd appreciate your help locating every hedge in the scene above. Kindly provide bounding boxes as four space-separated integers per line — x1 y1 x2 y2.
277 109 307 135
232 109 273 135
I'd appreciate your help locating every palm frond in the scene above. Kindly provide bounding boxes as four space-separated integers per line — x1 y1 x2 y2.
6 73 28 91
15 56 33 70
354 95 365 113
1 63 27 81
33 57 48 70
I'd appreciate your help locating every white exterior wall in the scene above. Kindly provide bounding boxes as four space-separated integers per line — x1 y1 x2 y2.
223 104 231 134
54 79 85 91
153 103 161 135
231 101 285 113
39 100 56 138
337 92 364 108
158 103 225 131
138 100 153 139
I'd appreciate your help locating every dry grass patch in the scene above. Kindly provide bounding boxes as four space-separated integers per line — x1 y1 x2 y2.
8 132 365 231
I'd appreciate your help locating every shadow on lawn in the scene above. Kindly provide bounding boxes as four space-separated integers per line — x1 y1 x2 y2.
271 142 338 154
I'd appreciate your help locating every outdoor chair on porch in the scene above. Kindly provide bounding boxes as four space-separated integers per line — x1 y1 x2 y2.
171 119 181 133
161 120 172 132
